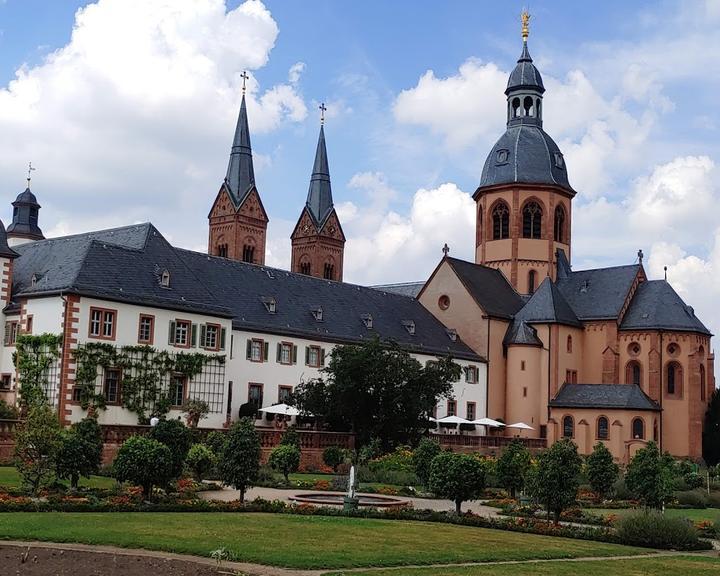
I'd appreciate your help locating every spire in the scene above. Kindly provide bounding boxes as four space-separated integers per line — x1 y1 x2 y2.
306 123 334 227
224 92 255 206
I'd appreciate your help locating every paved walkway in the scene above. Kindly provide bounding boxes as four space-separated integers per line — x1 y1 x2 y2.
200 486 502 517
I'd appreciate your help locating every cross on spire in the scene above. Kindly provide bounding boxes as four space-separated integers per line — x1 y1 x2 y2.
240 71 249 95
442 243 450 257
26 162 35 188
521 9 531 41
319 102 327 125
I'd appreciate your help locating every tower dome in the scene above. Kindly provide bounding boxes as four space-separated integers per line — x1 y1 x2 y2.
7 182 44 246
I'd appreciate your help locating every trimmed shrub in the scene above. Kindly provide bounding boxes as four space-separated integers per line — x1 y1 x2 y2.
369 446 415 473
219 417 260 502
706 491 720 509
616 510 706 550
204 431 228 456
674 489 708 508
186 444 217 482
429 451 486 513
412 438 441 487
586 442 618 500
496 440 532 499
269 444 301 483
113 436 174 499
683 472 705 490
322 446 345 472
148 419 192 479
0 399 19 420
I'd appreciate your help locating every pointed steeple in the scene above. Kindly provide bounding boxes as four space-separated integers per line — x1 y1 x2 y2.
224 93 255 206
306 125 334 227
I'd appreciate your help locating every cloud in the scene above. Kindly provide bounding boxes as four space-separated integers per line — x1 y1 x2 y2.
288 61 305 84
0 0 305 241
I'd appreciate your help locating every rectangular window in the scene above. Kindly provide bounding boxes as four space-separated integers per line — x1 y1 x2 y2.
565 370 578 384
170 374 187 407
521 361 526 371
465 365 478 384
447 400 457 417
72 387 82 402
306 345 324 368
202 324 219 350
174 320 191 347
25 315 33 335
248 383 263 416
278 385 293 404
3 321 18 346
247 339 266 362
466 402 476 421
138 314 154 344
103 368 121 404
89 307 116 340
523 386 527 398
278 342 293 365
0 374 11 390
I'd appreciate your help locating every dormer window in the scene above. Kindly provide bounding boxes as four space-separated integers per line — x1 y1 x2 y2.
580 280 590 293
160 269 170 287
446 328 458 342
30 274 38 288
402 320 416 335
554 152 565 169
312 306 323 322
361 314 373 329
495 149 509 165
261 297 277 314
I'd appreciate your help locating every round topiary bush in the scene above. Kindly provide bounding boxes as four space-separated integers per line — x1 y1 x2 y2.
269 444 301 483
186 443 217 482
148 419 192 479
615 510 710 550
113 435 174 499
323 446 344 472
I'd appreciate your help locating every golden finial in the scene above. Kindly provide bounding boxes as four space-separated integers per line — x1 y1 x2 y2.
521 9 531 42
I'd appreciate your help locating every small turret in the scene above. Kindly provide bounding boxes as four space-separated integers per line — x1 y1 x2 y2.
7 166 44 246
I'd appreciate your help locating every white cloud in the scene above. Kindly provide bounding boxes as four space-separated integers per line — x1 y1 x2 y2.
288 61 305 84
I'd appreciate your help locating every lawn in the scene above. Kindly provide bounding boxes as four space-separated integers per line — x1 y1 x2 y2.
328 556 720 575
0 466 116 490
587 507 720 524
0 512 646 570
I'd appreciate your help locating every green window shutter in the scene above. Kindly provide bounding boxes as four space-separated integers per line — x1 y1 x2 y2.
246 339 252 359
220 328 226 350
200 325 207 348
191 324 198 347
292 345 298 364
276 343 281 362
263 341 269 361
320 348 326 366
168 321 176 345
3 322 9 346
463 366 469 381
305 346 310 366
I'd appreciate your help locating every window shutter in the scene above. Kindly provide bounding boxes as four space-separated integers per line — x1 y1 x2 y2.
3 322 9 346
276 343 282 362
463 366 469 381
320 348 326 366
305 346 310 366
168 321 176 345
191 324 198 347
263 341 269 361
292 345 298 364
200 325 207 348
220 328 226 351
246 339 252 359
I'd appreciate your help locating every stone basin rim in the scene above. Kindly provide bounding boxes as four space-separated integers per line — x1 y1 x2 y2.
289 491 408 507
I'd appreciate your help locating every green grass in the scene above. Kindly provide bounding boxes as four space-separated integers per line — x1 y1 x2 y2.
0 466 116 490
0 512 646 569
327 556 720 576
288 472 335 483
587 507 720 524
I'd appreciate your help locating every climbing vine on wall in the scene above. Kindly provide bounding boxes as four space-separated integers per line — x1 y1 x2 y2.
13 333 62 409
73 343 225 423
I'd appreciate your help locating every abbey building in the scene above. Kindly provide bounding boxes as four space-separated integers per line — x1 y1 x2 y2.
0 26 713 463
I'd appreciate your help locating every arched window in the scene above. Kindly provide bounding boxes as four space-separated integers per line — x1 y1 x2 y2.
323 258 335 280
476 206 482 246
242 244 255 263
492 202 510 240
523 96 534 117
528 270 537 294
562 415 574 438
666 362 683 397
566 335 573 353
536 99 542 120
522 201 542 239
216 244 228 258
554 205 566 243
626 361 642 387
512 97 520 118
700 364 707 402
597 416 609 440
632 418 645 440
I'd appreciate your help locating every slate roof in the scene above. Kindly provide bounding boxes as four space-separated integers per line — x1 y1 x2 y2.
503 320 542 347
178 248 481 360
550 383 661 412
372 281 424 298
514 277 582 327
444 257 525 320
305 125 335 228
506 41 545 94
621 280 711 335
224 94 256 208
0 220 19 259
556 264 641 321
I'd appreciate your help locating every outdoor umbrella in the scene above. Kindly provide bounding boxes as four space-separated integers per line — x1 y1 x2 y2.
258 403 305 417
436 415 472 425
472 417 505 428
506 422 534 430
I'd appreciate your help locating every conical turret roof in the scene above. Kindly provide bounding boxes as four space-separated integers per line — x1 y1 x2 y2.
305 125 335 227
224 94 255 206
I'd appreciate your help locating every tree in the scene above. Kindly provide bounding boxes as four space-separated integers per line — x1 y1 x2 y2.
703 389 720 466
495 440 532 499
269 444 301 483
412 438 441 487
0 399 19 420
205 431 228 457
56 416 103 490
113 435 174 499
428 451 486 514
529 438 582 524
280 425 301 451
219 417 260 502
186 443 217 482
181 398 210 428
586 442 619 501
148 419 192 479
292 338 461 451
323 446 345 472
13 404 62 495
625 441 675 509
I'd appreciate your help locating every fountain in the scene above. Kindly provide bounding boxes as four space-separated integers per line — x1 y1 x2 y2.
343 465 359 511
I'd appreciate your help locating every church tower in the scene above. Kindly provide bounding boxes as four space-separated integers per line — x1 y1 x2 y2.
474 14 575 294
208 76 268 265
7 166 45 247
291 107 345 281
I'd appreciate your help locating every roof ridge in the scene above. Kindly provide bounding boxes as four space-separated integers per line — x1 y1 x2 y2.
16 222 153 247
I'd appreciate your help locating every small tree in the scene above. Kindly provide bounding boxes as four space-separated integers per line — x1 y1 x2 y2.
625 441 675 509
186 443 217 482
148 419 192 479
181 398 210 428
205 431 228 456
280 425 301 451
56 417 103 490
219 417 261 502
323 445 345 472
113 435 174 499
529 438 582 524
496 439 532 499
269 444 301 483
412 438 441 487
13 404 62 495
586 442 619 501
429 452 486 513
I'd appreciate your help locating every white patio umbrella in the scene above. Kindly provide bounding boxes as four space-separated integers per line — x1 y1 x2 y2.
472 417 505 428
436 415 472 425
506 422 535 430
258 403 304 417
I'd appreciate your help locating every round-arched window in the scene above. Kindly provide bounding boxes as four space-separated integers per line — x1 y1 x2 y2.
562 415 574 438
632 418 645 440
597 416 609 440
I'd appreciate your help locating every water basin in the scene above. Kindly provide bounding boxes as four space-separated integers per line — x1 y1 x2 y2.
289 491 407 508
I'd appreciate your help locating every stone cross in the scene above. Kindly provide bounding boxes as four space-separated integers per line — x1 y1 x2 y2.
319 102 327 125
442 243 450 256
241 71 249 95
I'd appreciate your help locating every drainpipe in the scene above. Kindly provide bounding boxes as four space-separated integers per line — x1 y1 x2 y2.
659 331 663 451
58 292 68 425
486 316 491 418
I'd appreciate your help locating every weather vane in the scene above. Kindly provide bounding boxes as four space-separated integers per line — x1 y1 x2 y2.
26 162 35 188
240 71 249 95
319 102 327 126
521 9 531 41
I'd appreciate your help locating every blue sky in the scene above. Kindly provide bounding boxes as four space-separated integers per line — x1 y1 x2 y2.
0 0 719 339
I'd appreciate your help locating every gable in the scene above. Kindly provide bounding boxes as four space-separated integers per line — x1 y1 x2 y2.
318 209 346 242
208 186 236 219
237 187 269 222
